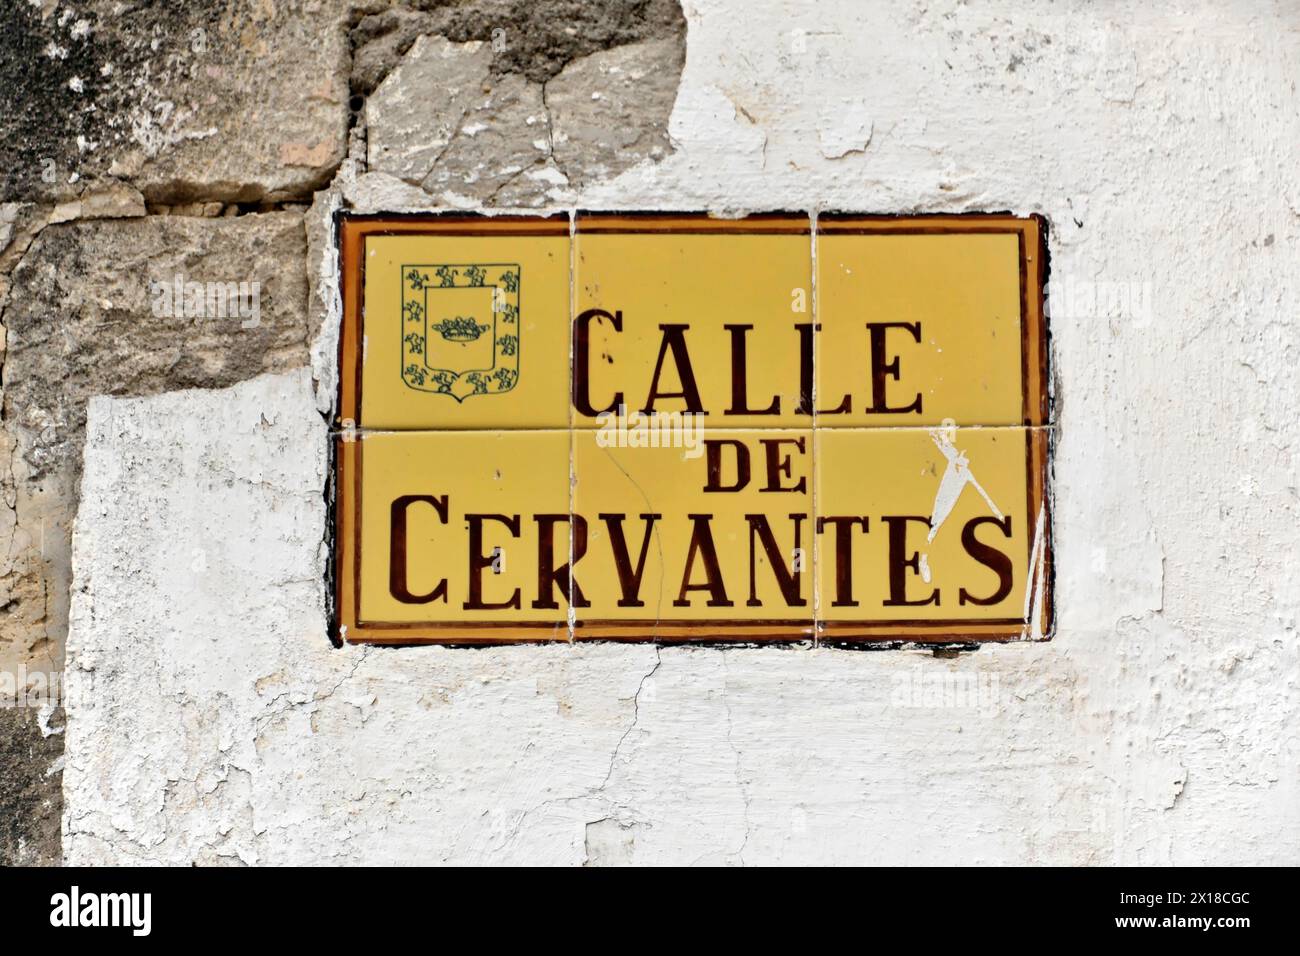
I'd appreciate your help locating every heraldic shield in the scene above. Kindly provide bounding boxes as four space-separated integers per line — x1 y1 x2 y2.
400 263 521 401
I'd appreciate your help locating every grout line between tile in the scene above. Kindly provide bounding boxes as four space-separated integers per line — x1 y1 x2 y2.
330 423 1059 437
810 210 820 646
567 209 577 643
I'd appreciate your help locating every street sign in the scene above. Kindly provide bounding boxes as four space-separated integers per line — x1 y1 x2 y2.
335 213 1050 644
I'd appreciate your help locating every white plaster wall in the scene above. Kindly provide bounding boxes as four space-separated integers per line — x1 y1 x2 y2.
63 0 1300 864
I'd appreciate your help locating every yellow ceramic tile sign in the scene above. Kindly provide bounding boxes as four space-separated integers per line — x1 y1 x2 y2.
336 214 1051 645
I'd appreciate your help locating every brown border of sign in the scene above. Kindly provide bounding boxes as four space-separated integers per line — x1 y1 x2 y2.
334 212 1052 646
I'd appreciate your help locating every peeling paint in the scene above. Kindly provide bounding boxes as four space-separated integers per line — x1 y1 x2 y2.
926 421 1005 544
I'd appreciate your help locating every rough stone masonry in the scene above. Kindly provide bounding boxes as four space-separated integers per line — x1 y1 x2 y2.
3 0 1298 865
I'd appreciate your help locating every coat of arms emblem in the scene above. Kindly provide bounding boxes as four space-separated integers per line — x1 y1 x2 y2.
400 263 521 401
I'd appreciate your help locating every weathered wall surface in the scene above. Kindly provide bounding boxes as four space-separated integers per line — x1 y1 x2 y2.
2 0 688 865
1 0 1295 864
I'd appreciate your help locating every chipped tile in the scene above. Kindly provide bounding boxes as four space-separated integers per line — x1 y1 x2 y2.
815 425 1051 642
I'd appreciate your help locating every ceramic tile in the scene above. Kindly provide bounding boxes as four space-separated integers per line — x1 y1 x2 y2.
814 216 1046 427
572 428 815 639
337 429 572 643
814 425 1051 642
343 216 571 430
573 214 814 430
